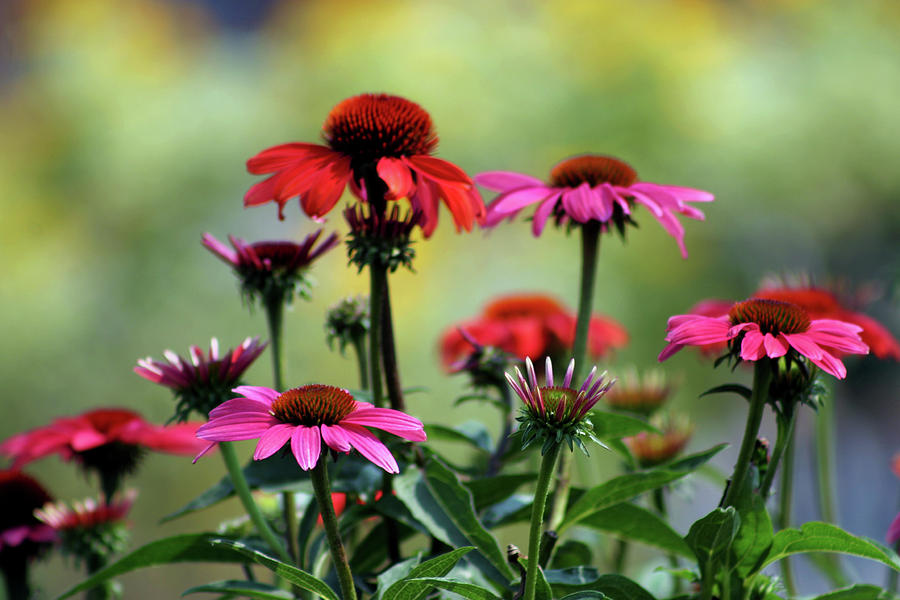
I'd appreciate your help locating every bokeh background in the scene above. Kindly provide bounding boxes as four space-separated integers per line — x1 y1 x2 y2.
2 0 899 597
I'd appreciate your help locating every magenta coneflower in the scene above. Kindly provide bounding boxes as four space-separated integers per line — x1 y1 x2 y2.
244 93 485 237
624 415 693 468
195 385 426 473
0 470 56 592
507 357 614 454
658 298 869 379
35 490 136 533
135 337 267 421
477 154 713 257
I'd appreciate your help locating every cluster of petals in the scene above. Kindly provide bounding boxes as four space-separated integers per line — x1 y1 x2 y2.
658 301 870 379
0 408 207 468
676 285 899 361
202 229 339 276
507 357 613 425
243 94 485 237
440 293 627 368
0 470 56 552
134 337 266 392
475 163 713 258
35 490 136 532
194 385 426 473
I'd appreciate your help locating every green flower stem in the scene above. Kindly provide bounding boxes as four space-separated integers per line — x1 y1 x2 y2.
722 360 772 508
486 383 514 477
777 436 797 596
760 408 798 500
653 487 682 594
525 443 562 600
219 441 292 563
263 294 300 566
547 222 601 533
381 276 405 411
310 459 357 600
85 553 113 600
1 565 31 600
351 337 369 391
815 395 851 585
368 266 387 409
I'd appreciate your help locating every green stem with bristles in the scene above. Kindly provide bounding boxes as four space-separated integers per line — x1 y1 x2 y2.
524 443 562 600
311 458 357 600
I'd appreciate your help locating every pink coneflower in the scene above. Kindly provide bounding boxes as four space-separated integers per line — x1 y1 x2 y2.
135 337 267 421
603 368 673 417
35 490 136 533
477 154 713 257
195 385 426 473
507 357 614 454
202 230 339 302
658 298 869 379
0 470 56 559
244 93 485 237
624 415 693 468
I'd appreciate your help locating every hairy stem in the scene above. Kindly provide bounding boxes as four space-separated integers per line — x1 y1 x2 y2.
310 459 357 600
351 337 369 391
525 443 562 600
722 360 772 508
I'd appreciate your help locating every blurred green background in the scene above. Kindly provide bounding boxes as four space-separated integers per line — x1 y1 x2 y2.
1 0 899 596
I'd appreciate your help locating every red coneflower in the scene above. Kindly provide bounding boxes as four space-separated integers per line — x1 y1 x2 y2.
244 93 485 237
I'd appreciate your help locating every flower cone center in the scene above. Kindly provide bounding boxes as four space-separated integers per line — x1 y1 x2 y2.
538 386 578 420
271 384 356 426
249 241 302 269
324 94 437 162
728 299 811 335
549 155 638 188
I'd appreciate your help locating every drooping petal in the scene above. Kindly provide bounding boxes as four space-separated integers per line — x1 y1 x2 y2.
532 194 561 236
406 155 472 186
740 330 766 361
592 185 616 222
377 157 415 200
782 333 825 360
764 333 789 357
320 424 352 453
196 419 276 442
340 424 399 473
201 233 239 266
300 156 352 219
340 408 426 441
808 350 847 379
232 386 280 406
246 143 335 174
474 171 546 192
290 426 322 470
490 186 555 214
560 183 593 223
253 424 294 460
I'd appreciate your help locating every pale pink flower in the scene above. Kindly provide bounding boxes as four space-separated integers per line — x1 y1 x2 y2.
194 385 426 473
658 298 869 379
476 154 713 258
35 490 136 532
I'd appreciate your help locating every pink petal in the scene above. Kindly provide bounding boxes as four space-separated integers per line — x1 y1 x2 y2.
196 420 276 441
658 342 685 361
764 333 789 357
561 183 592 223
592 185 616 221
658 184 715 203
291 426 321 470
209 399 272 419
887 512 900 545
253 424 294 460
340 408 426 442
490 186 554 214
782 333 824 360
808 319 865 336
808 351 847 379
377 157 414 200
740 330 766 361
474 171 546 192
340 424 399 473
321 424 352 453
532 194 560 236
192 441 217 463
232 386 280 406
201 233 238 265
805 331 869 355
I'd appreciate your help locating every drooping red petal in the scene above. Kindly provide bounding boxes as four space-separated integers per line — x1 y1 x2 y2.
246 143 335 174
406 155 472 186
300 155 353 219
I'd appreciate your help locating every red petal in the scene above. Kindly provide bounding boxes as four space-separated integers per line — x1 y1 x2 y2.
377 157 414 200
246 143 335 174
406 155 472 186
300 156 352 219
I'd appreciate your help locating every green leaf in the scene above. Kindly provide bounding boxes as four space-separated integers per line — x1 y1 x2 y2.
401 577 502 599
425 421 493 453
550 540 593 569
544 569 655 600
761 522 900 571
465 473 536 511
685 508 740 583
579 502 693 558
700 384 752 400
394 461 514 585
730 491 773 577
383 547 475 600
590 411 659 440
208 538 339 600
810 585 893 600
182 580 293 599
516 558 553 600
59 533 246 599
560 593 609 600
664 443 728 471
373 555 421 600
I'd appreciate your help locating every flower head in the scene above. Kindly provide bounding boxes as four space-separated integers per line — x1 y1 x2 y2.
195 385 426 473
603 368 673 417
507 357 614 455
35 491 135 566
440 293 628 368
135 337 267 422
203 230 339 305
0 470 56 574
624 414 693 468
445 328 513 390
325 295 371 355
658 298 870 379
477 154 714 258
1 409 206 499
244 93 485 237
344 203 422 271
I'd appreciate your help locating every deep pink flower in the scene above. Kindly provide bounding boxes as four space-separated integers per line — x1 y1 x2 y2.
658 298 869 379
202 230 339 282
477 154 713 258
244 93 485 237
0 470 56 559
0 408 207 469
195 385 426 473
35 490 136 532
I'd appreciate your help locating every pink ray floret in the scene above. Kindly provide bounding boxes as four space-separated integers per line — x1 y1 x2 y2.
194 384 426 473
506 357 614 425
135 337 267 392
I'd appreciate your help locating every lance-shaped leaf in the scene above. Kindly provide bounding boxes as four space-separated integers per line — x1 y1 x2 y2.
401 578 502 599
685 508 740 585
761 522 900 571
544 569 655 600
182 580 293 599
579 502 693 558
382 547 474 600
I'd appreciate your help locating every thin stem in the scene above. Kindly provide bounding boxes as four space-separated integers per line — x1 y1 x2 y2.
368 266 386 408
653 488 681 594
85 553 112 600
760 408 798 500
1 564 30 600
381 275 405 411
778 436 797 596
219 441 292 563
351 337 369 391
722 360 772 508
263 294 300 565
486 384 514 477
310 459 357 600
815 395 851 585
524 443 562 600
